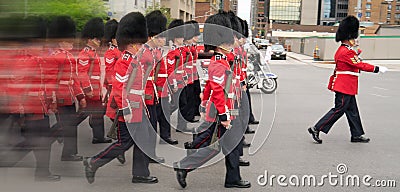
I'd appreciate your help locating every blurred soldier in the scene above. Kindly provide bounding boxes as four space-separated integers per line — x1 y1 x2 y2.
45 16 86 161
0 16 61 181
77 18 111 144
174 12 251 189
142 10 167 163
84 12 158 184
103 19 126 164
308 15 388 144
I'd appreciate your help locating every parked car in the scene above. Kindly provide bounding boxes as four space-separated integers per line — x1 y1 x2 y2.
270 44 286 60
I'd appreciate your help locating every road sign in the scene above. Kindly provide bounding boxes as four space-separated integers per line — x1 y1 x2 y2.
358 12 362 18
108 12 112 17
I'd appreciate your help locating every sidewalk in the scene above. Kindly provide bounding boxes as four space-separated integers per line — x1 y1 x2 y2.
287 52 400 71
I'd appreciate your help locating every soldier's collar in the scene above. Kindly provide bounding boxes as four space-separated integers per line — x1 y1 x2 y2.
214 52 228 61
144 43 153 51
84 45 96 51
341 43 354 50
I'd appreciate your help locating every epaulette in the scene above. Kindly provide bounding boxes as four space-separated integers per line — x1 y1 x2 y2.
122 51 132 61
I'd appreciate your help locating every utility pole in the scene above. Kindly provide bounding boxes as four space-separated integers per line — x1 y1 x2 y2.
356 0 362 20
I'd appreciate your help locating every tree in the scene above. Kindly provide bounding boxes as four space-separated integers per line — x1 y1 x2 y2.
145 3 174 26
0 0 107 31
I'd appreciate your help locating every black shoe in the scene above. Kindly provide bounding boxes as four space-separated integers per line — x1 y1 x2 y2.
239 158 250 166
175 169 187 188
83 158 97 184
308 127 322 144
149 156 165 163
245 128 255 134
92 138 112 144
351 135 370 143
35 174 61 182
249 120 259 125
61 154 83 161
243 141 251 148
117 154 126 164
225 180 251 188
132 175 158 184
184 141 194 149
160 138 178 145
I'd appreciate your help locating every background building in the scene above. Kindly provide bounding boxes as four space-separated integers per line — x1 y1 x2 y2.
161 0 195 21
194 0 220 23
349 0 400 25
104 0 160 20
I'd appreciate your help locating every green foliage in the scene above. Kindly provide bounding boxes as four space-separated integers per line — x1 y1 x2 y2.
1 0 107 31
145 3 173 26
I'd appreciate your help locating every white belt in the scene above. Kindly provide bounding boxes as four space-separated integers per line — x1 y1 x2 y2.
59 80 74 85
336 71 359 77
242 68 247 72
228 93 235 99
185 66 193 69
91 76 101 80
235 76 241 80
176 70 184 74
158 74 168 78
147 77 153 81
232 79 237 84
129 89 144 95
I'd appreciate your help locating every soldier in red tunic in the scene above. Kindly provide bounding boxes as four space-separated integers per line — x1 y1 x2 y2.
84 12 158 184
308 15 388 144
0 16 61 181
174 12 251 189
77 18 111 144
45 16 86 161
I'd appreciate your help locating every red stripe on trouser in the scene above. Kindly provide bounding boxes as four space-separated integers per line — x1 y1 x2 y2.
195 135 210 149
187 150 218 170
318 95 345 131
92 121 122 163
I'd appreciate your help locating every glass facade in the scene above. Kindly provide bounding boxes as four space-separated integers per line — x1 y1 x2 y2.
269 0 301 24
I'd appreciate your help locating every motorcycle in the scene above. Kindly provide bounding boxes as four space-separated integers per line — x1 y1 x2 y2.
246 51 278 94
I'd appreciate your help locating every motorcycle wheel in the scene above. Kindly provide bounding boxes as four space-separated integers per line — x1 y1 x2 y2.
260 78 277 94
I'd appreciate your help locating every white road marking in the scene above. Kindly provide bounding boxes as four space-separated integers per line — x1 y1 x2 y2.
372 86 389 91
369 93 390 98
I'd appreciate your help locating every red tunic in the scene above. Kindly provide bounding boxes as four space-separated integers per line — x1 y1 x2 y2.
329 44 377 95
104 44 121 88
166 45 186 89
77 46 102 100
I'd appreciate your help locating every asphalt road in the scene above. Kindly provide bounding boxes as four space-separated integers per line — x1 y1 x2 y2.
1 57 399 192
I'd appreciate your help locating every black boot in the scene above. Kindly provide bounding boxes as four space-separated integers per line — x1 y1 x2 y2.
117 153 126 164
175 168 187 188
83 157 97 184
351 135 370 143
308 126 322 144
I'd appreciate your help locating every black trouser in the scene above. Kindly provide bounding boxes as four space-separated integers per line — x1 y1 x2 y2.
0 115 52 177
157 97 172 140
246 88 256 123
78 98 106 140
146 104 157 158
184 83 196 121
177 122 242 184
90 120 150 177
58 105 79 157
315 92 365 137
177 86 190 131
193 80 201 116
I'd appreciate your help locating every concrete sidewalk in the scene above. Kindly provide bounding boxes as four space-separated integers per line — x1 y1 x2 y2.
287 52 400 71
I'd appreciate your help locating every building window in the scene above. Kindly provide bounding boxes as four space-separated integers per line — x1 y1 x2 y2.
388 4 392 11
367 0 371 2
366 4 371 10
387 13 391 18
366 12 371 18
395 13 400 19
397 5 400 11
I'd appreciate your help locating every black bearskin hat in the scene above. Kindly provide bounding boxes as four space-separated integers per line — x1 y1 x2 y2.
184 21 196 41
146 10 167 37
227 11 242 38
116 12 148 50
48 16 76 39
189 20 200 36
203 10 233 52
82 17 104 39
167 19 184 40
3 16 47 41
104 19 118 43
335 15 359 42
239 18 249 38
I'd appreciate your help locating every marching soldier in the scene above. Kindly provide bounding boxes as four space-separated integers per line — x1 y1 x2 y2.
308 15 388 144
141 10 167 163
1 16 61 181
165 19 187 132
77 18 111 144
84 12 158 184
45 16 86 161
174 12 251 189
103 19 126 164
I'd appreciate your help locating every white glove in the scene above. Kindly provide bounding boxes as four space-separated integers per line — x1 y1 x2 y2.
379 66 388 74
